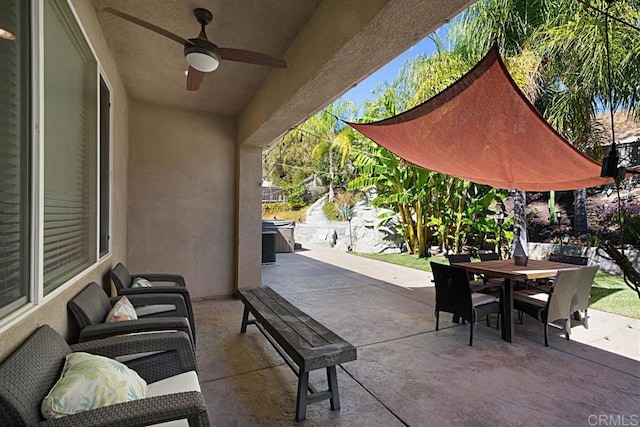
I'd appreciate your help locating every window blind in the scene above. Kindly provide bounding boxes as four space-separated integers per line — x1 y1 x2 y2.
43 0 97 292
0 0 30 316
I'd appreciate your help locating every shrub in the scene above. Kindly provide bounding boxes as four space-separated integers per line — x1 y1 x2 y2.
336 203 354 221
333 190 361 209
322 200 338 220
623 215 640 245
581 233 602 248
262 202 291 216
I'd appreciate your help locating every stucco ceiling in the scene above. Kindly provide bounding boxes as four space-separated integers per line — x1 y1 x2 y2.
91 0 476 145
91 0 323 115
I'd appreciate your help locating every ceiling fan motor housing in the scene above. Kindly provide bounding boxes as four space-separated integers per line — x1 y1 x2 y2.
194 8 213 26
184 8 219 72
185 38 220 72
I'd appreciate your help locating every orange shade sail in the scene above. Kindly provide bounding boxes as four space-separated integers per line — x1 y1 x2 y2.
347 45 615 191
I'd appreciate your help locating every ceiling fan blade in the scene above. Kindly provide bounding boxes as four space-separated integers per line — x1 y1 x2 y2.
218 47 287 68
103 7 192 46
186 67 205 91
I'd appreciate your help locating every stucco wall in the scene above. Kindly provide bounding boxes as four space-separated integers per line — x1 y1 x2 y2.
127 102 236 298
0 1 129 360
236 145 263 288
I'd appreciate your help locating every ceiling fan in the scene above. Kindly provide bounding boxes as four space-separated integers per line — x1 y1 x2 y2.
103 7 287 91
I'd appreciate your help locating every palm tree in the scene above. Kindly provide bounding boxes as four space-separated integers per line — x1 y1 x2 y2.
302 100 357 201
452 0 640 240
534 0 640 235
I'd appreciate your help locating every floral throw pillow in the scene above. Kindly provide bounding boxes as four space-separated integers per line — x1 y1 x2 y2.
105 296 138 322
41 352 147 419
132 278 153 288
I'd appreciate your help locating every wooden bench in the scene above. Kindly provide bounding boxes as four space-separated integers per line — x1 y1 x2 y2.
238 286 357 422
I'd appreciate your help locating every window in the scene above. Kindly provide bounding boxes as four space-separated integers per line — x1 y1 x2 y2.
99 76 110 256
42 0 97 293
0 0 107 318
0 0 30 316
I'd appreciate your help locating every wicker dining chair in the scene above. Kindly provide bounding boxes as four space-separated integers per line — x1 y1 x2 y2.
479 252 500 261
549 253 588 266
514 266 598 346
431 262 501 346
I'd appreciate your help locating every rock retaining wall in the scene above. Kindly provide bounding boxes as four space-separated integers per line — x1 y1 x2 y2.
296 196 402 253
296 195 639 277
528 243 639 275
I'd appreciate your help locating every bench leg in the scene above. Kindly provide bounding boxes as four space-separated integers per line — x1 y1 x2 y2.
240 305 250 333
295 371 309 422
327 366 340 410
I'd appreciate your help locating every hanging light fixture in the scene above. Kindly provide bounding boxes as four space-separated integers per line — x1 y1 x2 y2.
600 0 619 178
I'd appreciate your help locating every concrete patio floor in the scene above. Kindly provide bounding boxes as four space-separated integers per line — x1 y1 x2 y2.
193 246 640 426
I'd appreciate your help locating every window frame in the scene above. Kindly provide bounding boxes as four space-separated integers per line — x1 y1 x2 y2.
0 0 111 326
98 72 112 259
0 0 32 318
41 0 99 295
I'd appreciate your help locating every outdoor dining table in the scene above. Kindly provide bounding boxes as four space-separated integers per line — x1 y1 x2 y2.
451 259 577 343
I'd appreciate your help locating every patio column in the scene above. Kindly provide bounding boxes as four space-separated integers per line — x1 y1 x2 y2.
235 144 263 290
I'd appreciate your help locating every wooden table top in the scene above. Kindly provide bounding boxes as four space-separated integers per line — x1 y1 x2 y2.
452 259 580 280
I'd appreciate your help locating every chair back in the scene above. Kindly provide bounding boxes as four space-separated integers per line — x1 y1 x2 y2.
431 262 472 320
571 265 599 314
68 282 113 328
547 268 582 324
111 263 133 290
446 254 476 281
0 326 70 425
549 253 588 265
447 254 471 263
479 252 500 261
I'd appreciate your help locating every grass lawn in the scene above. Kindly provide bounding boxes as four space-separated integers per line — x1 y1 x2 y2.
353 252 640 319
354 252 447 272
262 204 310 222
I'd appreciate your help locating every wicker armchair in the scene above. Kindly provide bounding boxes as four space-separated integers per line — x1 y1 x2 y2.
0 325 209 426
68 282 194 345
111 263 196 345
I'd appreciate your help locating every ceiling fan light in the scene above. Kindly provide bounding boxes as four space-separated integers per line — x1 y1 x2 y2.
185 46 220 72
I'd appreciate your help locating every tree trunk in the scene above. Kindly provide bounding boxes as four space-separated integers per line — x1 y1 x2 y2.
328 146 335 201
415 199 427 257
398 203 416 254
573 188 588 235
512 190 528 257
548 191 557 225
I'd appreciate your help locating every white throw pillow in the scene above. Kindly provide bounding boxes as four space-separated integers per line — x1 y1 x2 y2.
41 352 147 419
105 296 138 322
132 277 153 288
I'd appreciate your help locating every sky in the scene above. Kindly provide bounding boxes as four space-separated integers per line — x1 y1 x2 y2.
339 29 447 108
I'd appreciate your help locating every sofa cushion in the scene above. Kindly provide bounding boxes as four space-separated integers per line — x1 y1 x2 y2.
147 371 200 427
106 296 138 322
135 304 177 317
41 352 147 419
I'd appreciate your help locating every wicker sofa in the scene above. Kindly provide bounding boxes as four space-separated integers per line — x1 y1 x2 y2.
0 325 209 426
